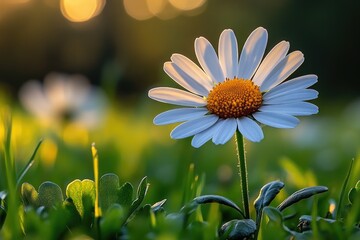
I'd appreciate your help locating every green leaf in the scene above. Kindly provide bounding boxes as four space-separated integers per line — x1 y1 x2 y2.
257 207 288 240
349 180 360 204
98 174 147 228
254 181 284 226
99 173 134 212
182 195 244 218
66 179 95 218
100 204 125 239
21 182 64 209
348 188 357 205
99 173 121 212
277 186 328 211
127 177 148 219
118 182 133 209
262 206 283 224
116 177 149 226
137 204 152 217
100 177 148 229
254 181 285 210
37 181 64 208
219 219 256 240
21 183 39 207
21 207 45 237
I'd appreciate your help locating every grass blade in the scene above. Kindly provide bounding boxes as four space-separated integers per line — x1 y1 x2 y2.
16 139 43 188
337 159 354 220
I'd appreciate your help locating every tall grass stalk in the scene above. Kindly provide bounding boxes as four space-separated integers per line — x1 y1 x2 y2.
337 159 354 220
310 197 320 240
92 143 101 238
2 115 21 239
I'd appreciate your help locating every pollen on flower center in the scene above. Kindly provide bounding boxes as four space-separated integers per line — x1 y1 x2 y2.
206 78 263 118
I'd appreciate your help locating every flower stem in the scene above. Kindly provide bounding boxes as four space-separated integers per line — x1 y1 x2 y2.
235 130 250 219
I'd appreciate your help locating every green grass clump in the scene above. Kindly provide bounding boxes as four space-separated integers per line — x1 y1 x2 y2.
0 100 359 239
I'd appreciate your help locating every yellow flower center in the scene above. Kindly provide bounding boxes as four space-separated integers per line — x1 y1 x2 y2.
206 78 262 118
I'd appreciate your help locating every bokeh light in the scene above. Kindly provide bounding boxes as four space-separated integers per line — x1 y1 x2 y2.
60 0 106 23
150 0 180 20
63 122 89 146
0 0 32 21
123 0 207 20
40 138 58 168
0 0 31 5
123 0 153 21
169 0 206 11
146 0 166 16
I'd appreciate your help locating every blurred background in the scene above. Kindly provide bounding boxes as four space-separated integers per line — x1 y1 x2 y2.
0 0 359 214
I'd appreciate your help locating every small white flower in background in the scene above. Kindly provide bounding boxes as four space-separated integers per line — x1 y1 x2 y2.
19 72 107 129
149 27 319 148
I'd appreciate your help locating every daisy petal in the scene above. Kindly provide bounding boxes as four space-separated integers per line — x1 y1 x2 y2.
171 115 219 139
212 118 237 145
252 41 290 86
154 108 208 125
253 112 300 128
260 51 304 92
191 120 223 148
19 80 52 118
263 74 318 100
264 89 318 104
170 54 213 92
238 27 268 80
164 62 209 96
237 117 264 142
195 37 225 83
259 102 319 116
218 29 238 79
148 87 207 107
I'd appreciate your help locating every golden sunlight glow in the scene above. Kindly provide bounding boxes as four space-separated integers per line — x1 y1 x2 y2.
0 0 31 21
149 0 180 20
123 0 153 21
0 124 4 148
60 0 105 23
12 117 36 155
169 0 206 11
1 0 31 4
40 139 58 168
124 0 204 20
63 123 89 146
329 201 336 214
93 0 106 17
146 0 166 16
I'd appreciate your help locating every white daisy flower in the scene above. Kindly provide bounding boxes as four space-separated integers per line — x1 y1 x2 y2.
19 72 107 129
148 27 318 148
